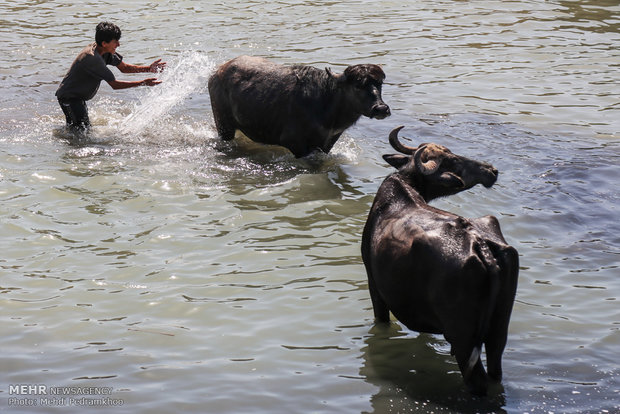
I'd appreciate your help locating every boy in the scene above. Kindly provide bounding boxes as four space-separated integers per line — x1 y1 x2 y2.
56 21 166 131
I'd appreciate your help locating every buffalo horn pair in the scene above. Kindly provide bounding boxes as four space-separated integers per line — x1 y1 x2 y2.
389 126 439 175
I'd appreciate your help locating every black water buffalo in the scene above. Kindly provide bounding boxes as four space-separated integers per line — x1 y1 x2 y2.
207 55 390 157
361 126 519 395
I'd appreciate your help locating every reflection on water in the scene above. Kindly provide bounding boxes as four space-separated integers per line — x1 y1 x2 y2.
558 0 620 33
361 324 507 413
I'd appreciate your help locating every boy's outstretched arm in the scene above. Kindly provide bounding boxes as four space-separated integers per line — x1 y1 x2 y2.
117 59 166 74
107 78 161 89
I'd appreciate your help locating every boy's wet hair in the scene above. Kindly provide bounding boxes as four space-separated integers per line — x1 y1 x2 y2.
95 22 121 46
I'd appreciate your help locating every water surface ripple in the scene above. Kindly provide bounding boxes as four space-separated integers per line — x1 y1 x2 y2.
1 1 619 413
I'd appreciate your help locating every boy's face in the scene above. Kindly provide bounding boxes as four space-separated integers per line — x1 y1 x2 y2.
100 39 120 54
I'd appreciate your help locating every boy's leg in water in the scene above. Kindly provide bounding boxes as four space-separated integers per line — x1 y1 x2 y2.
58 99 90 132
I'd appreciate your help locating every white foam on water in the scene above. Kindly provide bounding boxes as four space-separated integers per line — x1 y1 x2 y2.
120 51 216 138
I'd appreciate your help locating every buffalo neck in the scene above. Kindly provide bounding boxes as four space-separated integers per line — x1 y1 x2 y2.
385 173 463 222
321 81 363 133
393 168 441 203
382 173 428 208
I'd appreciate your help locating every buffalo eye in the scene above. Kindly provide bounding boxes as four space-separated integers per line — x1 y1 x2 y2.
354 80 368 89
441 157 464 174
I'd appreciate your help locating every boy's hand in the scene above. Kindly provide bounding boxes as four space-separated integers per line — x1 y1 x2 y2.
142 78 162 86
149 59 167 73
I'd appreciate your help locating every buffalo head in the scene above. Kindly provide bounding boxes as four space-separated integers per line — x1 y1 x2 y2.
382 126 498 201
327 64 391 120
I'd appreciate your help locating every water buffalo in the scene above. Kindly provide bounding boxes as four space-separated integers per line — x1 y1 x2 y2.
361 126 519 395
207 55 390 157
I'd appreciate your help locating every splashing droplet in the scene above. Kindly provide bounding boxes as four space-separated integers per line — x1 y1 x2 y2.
122 51 215 136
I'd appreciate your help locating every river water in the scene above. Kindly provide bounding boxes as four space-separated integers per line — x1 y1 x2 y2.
1 1 618 413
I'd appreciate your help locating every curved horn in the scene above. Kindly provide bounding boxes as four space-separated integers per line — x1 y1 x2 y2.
389 126 417 155
413 145 440 175
325 67 346 83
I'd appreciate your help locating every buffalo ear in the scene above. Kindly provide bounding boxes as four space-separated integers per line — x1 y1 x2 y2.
437 171 465 188
383 154 409 169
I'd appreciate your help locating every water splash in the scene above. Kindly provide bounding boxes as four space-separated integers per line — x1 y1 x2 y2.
121 51 215 136
107 50 361 166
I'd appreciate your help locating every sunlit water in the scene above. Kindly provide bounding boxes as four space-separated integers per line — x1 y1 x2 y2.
1 1 619 413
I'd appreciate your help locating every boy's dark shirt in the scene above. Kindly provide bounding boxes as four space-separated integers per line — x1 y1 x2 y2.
56 42 123 101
